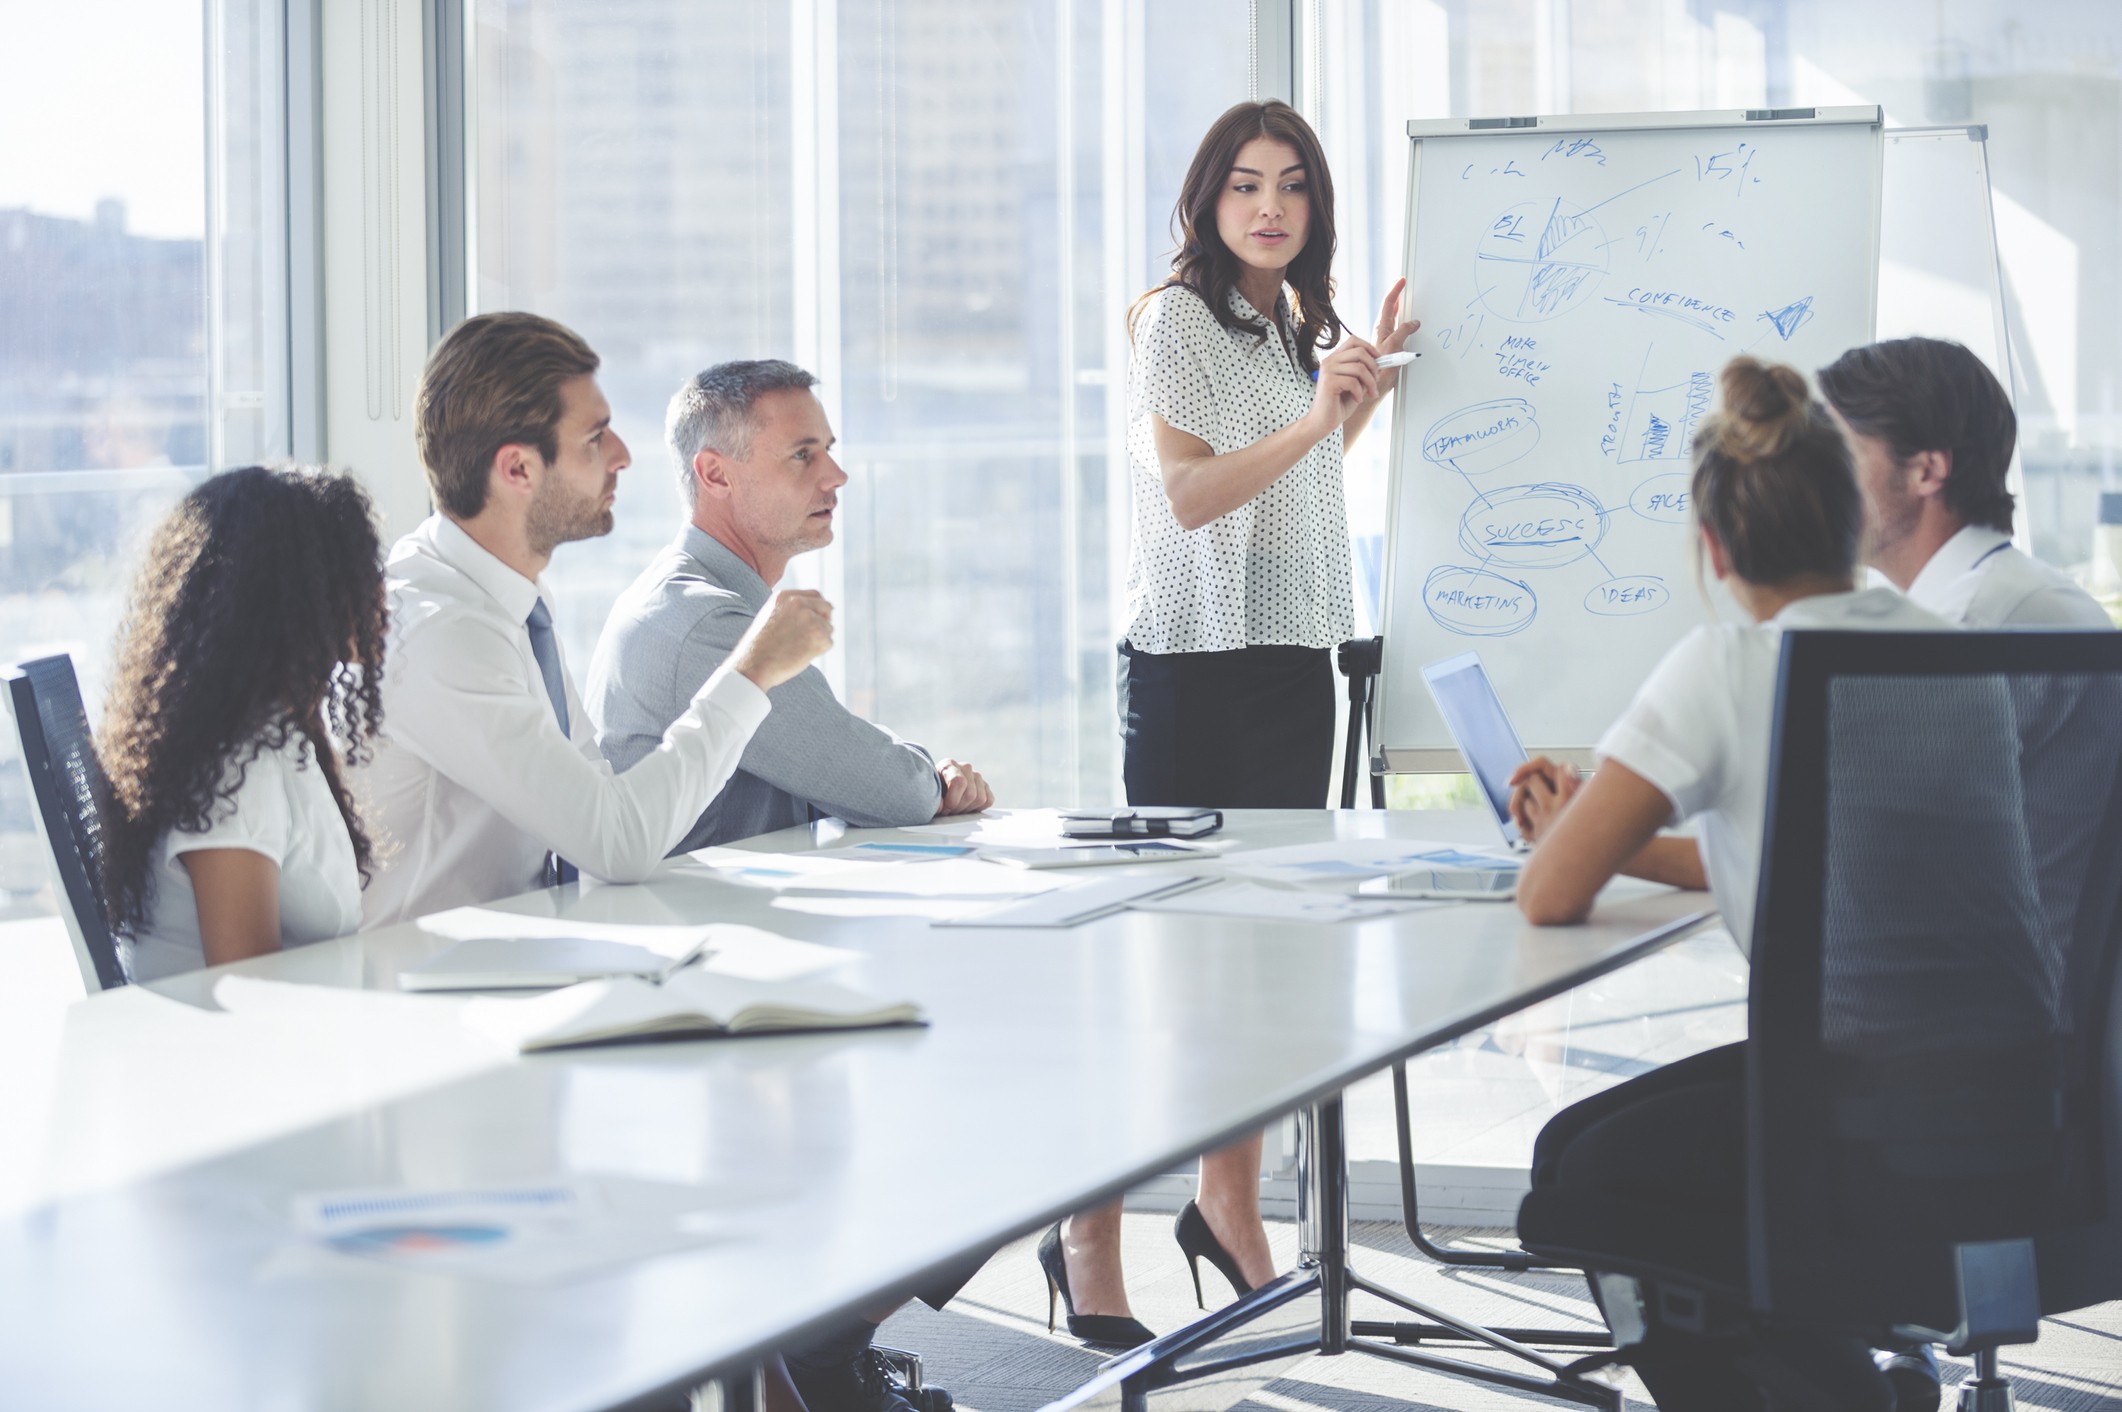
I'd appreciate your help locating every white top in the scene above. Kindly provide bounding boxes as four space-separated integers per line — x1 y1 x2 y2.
1596 587 1953 957
1123 283 1353 653
358 515 771 926
1904 524 2111 628
125 731 364 983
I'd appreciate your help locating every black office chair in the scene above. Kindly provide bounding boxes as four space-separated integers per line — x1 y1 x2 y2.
1517 630 2122 1412
4 655 127 991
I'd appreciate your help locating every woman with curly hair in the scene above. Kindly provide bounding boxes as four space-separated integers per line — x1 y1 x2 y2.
99 465 388 982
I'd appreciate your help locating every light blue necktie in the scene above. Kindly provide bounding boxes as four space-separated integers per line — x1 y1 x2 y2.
526 600 578 886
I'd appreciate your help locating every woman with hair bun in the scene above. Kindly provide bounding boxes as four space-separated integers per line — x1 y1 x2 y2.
1501 357 1952 1411
100 465 389 981
1507 354 1948 946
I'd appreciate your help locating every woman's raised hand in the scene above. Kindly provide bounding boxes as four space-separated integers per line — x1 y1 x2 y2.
1373 277 1421 395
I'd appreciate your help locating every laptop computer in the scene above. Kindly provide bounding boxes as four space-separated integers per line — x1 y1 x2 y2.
1420 651 1535 854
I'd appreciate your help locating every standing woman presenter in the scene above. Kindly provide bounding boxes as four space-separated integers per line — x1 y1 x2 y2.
1036 100 1419 1349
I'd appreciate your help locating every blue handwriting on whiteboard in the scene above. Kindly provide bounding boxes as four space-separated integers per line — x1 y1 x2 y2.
1605 287 1736 337
1424 565 1538 637
1757 295 1816 340
1463 161 1527 180
1493 334 1551 386
1600 382 1625 456
1694 142 1760 195
1541 137 1607 166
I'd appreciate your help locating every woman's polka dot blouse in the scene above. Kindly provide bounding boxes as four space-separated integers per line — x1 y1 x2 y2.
1123 282 1353 654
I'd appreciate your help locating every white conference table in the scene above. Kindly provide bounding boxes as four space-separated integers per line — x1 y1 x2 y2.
0 809 1714 1411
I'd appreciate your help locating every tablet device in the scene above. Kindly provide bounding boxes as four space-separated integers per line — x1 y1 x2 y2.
1420 651 1534 851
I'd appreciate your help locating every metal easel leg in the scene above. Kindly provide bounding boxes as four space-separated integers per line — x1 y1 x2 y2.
1336 638 1383 810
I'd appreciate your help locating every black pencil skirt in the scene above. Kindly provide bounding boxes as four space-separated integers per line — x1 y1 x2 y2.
1117 640 1336 809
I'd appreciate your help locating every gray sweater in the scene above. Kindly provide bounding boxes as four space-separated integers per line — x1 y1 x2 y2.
585 526 942 851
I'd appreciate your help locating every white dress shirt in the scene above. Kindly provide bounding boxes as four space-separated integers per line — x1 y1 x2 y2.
1904 524 2111 628
1596 587 1952 957
359 515 770 926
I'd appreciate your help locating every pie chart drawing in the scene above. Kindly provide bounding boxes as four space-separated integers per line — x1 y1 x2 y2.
1474 200 1609 323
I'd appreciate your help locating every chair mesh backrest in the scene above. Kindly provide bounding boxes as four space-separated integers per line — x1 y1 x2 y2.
1748 631 2122 1332
4 656 126 990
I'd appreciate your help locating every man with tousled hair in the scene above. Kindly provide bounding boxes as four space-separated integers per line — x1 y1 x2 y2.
359 313 835 925
1819 336 2109 629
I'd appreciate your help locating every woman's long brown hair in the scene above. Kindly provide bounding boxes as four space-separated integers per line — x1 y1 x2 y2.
1130 100 1345 374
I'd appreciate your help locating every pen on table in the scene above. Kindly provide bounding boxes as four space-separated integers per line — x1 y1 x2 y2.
1311 349 1420 380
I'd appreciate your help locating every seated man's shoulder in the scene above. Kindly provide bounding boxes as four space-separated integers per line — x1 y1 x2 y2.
628 562 756 639
593 563 758 693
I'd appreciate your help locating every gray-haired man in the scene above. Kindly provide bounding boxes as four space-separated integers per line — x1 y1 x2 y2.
586 360 993 855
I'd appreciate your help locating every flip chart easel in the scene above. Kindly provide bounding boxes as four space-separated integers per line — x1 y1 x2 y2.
1372 107 1885 770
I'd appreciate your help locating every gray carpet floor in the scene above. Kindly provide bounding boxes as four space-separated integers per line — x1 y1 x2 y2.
876 1214 2122 1412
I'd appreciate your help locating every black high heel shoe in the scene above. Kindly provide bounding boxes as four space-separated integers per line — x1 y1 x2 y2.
1035 1223 1156 1350
1173 1200 1255 1309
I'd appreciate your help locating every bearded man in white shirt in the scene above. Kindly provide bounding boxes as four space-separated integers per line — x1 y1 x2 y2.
359 312 835 925
1818 336 2111 630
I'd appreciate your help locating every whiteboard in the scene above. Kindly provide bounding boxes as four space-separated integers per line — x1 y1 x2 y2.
1374 108 1883 767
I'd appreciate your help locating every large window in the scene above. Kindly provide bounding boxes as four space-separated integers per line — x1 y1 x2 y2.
0 0 291 920
472 0 1253 806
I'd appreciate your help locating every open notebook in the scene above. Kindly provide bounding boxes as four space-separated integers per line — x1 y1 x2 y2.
462 969 926 1053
